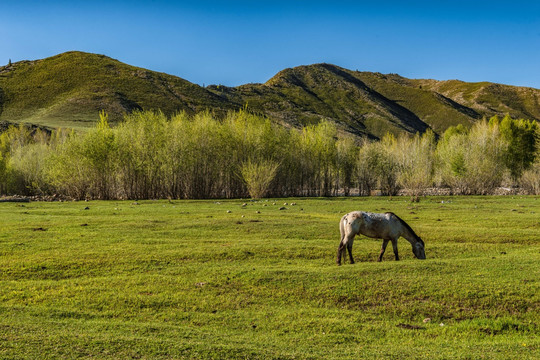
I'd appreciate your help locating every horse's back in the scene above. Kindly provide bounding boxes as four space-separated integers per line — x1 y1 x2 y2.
343 211 403 240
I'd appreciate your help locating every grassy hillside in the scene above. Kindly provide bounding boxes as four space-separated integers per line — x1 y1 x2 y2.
209 64 540 138
416 79 540 122
0 52 237 130
352 72 481 133
1 52 540 137
1 197 539 359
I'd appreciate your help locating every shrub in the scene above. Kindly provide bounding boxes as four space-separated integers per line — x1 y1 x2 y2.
241 160 280 199
520 162 540 194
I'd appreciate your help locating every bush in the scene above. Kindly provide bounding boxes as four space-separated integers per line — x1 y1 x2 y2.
520 162 540 194
241 160 280 199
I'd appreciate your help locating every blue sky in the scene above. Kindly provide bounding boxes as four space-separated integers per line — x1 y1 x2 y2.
1 1 540 88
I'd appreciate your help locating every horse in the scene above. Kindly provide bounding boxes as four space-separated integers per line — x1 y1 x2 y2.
337 211 426 265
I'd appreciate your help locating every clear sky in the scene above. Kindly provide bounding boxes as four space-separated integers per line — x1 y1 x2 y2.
2 0 540 88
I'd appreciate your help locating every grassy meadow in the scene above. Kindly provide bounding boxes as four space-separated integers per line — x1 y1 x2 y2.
1 196 539 359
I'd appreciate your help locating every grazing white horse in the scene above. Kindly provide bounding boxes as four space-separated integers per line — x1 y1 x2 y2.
337 211 426 265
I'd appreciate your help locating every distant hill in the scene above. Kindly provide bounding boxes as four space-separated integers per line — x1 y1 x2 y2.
0 51 236 130
1 51 539 138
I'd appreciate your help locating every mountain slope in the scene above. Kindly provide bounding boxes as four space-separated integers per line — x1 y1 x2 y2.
414 79 540 122
0 51 238 130
209 64 431 138
1 51 539 138
208 63 540 138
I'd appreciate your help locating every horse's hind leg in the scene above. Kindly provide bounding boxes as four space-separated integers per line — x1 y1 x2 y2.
336 240 346 265
337 235 354 265
346 242 355 264
378 239 389 262
337 216 349 266
391 239 399 261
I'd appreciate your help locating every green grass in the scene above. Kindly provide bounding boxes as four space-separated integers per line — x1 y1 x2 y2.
1 196 539 359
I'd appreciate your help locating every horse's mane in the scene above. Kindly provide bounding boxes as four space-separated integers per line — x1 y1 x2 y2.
386 212 424 246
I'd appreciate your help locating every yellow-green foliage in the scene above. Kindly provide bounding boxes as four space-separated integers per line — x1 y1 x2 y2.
1 111 539 199
0 151 7 194
336 136 357 194
436 120 507 194
390 130 436 197
520 162 540 194
240 159 280 199
10 143 51 194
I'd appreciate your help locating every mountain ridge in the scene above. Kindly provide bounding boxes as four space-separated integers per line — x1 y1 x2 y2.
1 51 539 138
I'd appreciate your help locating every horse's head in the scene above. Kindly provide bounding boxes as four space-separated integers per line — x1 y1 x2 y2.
413 240 426 259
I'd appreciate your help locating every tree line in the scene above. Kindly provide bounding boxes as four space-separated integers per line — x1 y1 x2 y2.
0 110 539 200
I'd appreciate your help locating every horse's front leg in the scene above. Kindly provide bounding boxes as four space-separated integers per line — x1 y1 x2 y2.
391 239 399 261
378 239 389 262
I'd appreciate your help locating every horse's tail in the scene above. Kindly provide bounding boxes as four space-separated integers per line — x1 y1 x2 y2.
387 212 424 246
339 214 347 244
337 214 348 265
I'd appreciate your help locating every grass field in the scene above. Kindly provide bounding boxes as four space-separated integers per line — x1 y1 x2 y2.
1 196 539 359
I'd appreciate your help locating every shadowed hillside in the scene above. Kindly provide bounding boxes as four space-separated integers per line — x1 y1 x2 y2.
209 64 431 139
1 51 539 137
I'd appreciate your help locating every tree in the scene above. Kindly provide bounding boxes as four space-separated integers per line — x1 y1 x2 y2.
299 121 338 196
356 140 382 196
0 151 8 194
391 130 436 201
336 136 357 196
436 121 506 194
46 111 117 199
497 115 538 180
357 136 400 196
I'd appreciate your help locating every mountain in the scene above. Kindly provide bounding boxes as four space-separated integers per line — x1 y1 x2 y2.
208 64 431 138
0 51 236 130
1 51 539 138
